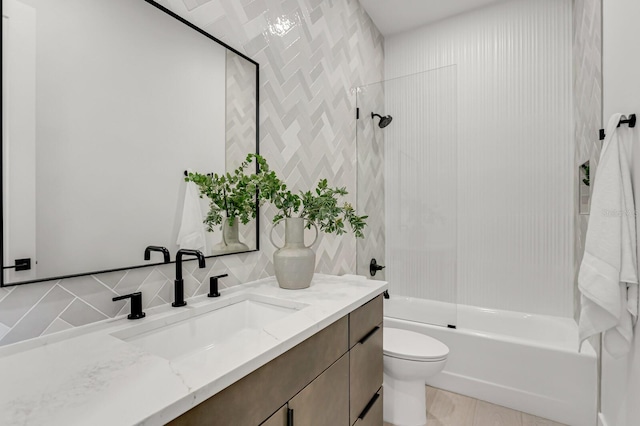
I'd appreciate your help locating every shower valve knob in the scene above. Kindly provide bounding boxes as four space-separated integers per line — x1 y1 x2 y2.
370 258 385 276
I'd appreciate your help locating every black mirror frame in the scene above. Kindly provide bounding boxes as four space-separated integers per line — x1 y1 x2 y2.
0 0 260 287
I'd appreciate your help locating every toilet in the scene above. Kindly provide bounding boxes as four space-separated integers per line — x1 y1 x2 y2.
383 328 449 426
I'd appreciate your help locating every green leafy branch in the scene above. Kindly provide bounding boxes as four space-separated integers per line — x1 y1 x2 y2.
186 154 368 238
251 155 367 238
580 163 590 187
185 159 259 231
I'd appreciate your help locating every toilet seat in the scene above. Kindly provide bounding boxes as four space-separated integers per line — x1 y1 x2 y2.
383 328 449 362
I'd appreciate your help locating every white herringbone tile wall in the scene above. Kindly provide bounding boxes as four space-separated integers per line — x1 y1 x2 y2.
0 0 384 345
384 0 574 317
226 49 259 248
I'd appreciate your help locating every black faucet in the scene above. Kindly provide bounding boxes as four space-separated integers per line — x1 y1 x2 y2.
112 292 146 319
173 249 206 307
144 246 170 263
208 273 228 297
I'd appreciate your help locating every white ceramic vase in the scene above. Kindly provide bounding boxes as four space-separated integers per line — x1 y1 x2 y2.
269 217 318 289
211 217 250 255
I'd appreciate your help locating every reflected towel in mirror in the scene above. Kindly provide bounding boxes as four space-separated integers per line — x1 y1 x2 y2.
176 170 207 253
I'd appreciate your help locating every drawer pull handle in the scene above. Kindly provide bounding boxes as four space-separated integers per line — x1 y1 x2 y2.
287 408 294 426
358 392 380 420
358 326 380 345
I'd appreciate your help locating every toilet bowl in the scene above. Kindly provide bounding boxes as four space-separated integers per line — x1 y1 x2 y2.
383 327 449 426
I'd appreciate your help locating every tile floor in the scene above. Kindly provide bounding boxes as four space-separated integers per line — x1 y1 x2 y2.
383 386 567 426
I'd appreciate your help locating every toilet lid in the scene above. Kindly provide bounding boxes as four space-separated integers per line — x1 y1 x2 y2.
383 328 449 362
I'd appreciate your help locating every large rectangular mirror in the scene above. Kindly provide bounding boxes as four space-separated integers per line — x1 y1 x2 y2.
2 0 259 286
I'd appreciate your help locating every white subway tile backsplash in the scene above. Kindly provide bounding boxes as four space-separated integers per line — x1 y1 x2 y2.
1 286 75 345
0 287 12 303
40 318 73 337
0 283 55 328
93 270 127 289
112 268 154 298
139 270 171 308
59 299 108 327
60 276 123 318
0 323 10 341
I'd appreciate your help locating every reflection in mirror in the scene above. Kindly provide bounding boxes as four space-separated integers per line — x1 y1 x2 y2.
2 0 259 285
579 161 591 215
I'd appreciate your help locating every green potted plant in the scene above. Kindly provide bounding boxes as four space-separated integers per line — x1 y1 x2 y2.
246 154 367 289
187 154 367 288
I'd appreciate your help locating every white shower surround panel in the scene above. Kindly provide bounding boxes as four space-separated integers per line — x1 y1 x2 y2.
384 65 458 324
384 0 574 317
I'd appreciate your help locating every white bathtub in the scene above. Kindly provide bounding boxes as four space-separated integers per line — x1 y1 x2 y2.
384 296 597 426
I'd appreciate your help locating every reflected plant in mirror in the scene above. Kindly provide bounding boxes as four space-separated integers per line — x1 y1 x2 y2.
580 162 590 187
579 161 591 215
186 156 261 254
186 168 258 232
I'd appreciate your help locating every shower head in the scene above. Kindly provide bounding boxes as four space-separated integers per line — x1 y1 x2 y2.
371 112 393 128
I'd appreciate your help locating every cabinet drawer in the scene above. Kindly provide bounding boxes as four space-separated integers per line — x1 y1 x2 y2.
353 388 382 426
349 326 383 424
349 295 383 348
260 405 288 426
289 353 349 426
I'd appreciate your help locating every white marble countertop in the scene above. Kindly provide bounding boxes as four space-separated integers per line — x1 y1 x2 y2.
0 274 387 426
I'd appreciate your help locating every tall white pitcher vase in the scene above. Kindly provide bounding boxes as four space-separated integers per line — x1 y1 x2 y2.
269 217 318 289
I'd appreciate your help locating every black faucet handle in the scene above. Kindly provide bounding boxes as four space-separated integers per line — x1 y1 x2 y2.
208 274 228 298
112 292 146 320
370 258 385 276
212 273 229 279
144 246 170 263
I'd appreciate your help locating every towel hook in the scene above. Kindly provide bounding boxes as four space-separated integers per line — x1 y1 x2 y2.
599 113 636 140
183 170 215 177
618 113 636 128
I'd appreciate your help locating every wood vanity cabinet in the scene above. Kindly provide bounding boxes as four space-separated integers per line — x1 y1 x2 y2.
348 295 383 426
168 294 383 426
260 405 288 426
287 353 350 425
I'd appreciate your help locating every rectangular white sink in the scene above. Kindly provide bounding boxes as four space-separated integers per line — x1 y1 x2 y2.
112 294 306 361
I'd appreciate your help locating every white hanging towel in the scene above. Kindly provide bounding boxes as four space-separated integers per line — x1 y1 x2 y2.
578 113 639 358
176 171 207 252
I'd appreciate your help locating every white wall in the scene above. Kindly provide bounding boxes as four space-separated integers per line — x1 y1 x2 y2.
601 0 640 424
384 0 574 317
